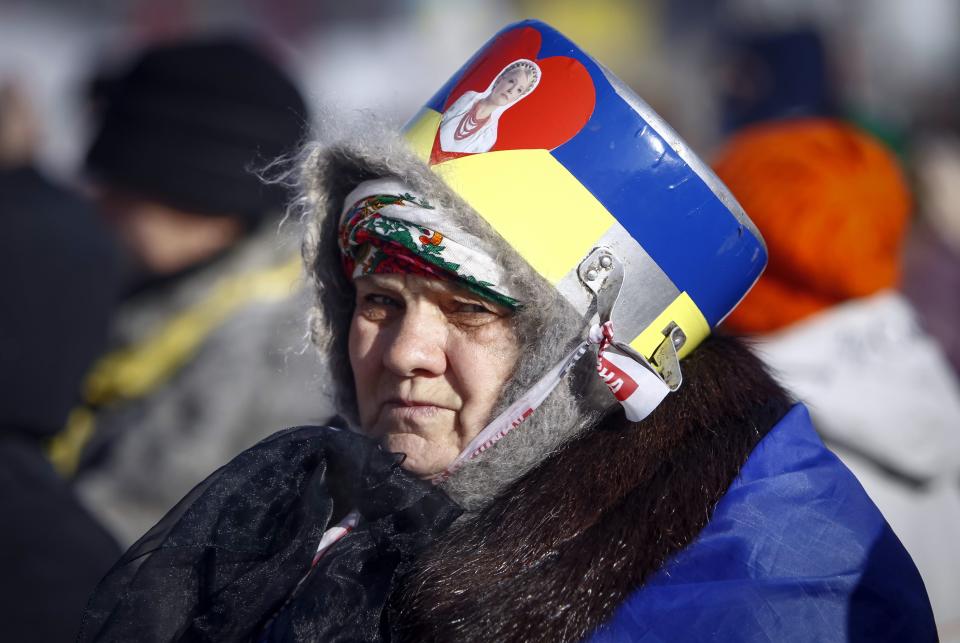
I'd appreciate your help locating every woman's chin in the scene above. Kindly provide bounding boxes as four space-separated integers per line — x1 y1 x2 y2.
382 432 458 478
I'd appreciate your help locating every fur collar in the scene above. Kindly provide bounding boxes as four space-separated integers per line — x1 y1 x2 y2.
390 335 793 642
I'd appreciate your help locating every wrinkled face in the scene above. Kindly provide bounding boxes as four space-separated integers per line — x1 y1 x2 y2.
489 68 534 107
349 273 519 477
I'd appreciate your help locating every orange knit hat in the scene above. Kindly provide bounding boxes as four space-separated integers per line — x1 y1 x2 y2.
713 118 911 334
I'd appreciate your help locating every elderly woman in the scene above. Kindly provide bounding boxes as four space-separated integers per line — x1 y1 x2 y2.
80 21 935 642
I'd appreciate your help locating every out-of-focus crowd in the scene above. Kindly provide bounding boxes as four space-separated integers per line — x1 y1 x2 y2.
1 0 958 640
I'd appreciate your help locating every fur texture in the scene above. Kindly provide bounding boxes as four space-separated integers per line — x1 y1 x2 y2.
390 334 794 642
296 121 614 511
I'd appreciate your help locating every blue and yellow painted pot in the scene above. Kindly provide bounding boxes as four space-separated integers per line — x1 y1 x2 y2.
404 20 764 361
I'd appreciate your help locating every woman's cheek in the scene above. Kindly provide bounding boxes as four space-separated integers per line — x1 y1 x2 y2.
348 316 381 407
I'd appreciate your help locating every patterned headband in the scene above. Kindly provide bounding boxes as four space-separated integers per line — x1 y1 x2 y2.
338 178 520 309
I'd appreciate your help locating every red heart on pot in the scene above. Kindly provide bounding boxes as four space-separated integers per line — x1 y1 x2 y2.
430 26 595 165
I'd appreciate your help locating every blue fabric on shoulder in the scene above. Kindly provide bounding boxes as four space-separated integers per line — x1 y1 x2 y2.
587 404 936 642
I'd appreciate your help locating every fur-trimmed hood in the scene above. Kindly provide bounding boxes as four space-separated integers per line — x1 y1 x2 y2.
297 124 615 511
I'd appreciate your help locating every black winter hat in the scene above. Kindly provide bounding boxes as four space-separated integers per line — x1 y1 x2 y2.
85 37 309 223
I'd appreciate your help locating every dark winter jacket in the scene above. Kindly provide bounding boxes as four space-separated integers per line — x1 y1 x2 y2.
78 336 934 642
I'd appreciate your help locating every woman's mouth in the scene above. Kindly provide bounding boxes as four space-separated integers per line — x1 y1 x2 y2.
381 399 447 420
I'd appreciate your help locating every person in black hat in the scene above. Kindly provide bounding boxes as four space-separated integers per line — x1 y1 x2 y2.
85 36 309 281
51 37 335 546
0 81 122 642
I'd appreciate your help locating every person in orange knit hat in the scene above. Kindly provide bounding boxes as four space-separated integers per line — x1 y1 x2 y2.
714 117 960 640
715 118 912 333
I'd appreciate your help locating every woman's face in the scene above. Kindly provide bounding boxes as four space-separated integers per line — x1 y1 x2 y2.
349 273 519 477
489 68 533 107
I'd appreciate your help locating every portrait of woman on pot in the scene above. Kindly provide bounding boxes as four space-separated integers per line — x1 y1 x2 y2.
438 58 541 154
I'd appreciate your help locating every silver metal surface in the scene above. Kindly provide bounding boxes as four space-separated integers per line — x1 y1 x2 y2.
599 65 766 256
577 245 620 300
557 221 679 337
661 321 687 351
652 325 684 391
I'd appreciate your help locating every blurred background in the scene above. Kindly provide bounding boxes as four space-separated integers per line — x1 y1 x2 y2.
3 0 959 174
1 0 958 640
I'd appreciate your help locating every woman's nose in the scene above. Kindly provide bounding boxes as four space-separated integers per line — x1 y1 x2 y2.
382 305 447 377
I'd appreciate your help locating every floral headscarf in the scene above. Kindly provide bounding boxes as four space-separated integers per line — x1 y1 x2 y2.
338 178 519 309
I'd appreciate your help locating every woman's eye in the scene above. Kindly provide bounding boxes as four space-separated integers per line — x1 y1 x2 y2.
365 293 400 307
454 301 493 314
447 300 503 327
447 298 497 315
357 292 402 321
